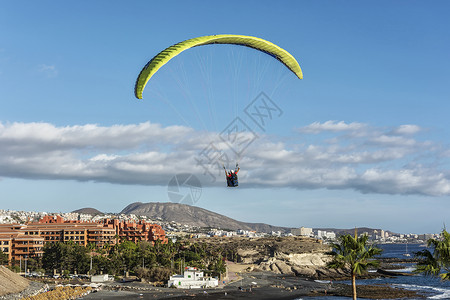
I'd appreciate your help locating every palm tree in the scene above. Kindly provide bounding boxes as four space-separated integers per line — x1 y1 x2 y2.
415 229 450 281
327 234 382 300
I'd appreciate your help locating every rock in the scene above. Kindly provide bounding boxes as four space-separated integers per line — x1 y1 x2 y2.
198 236 335 279
287 252 330 267
315 267 353 280
275 261 294 275
259 264 270 271
291 266 317 278
270 263 281 274
237 249 260 264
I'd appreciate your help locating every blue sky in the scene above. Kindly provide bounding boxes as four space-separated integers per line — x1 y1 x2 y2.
1 1 449 234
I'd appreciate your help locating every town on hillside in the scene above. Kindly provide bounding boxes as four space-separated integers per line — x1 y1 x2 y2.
0 209 438 247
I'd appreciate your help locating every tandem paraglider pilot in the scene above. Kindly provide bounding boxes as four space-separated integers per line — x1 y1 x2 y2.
223 163 240 187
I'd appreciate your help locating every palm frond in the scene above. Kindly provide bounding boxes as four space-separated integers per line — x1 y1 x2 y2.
415 230 450 281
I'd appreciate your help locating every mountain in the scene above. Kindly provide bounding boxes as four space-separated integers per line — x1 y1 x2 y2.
71 207 103 215
72 203 394 236
120 202 291 233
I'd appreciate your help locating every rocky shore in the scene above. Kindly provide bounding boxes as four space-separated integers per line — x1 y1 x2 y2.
0 281 44 300
310 282 426 299
195 236 344 279
196 236 379 280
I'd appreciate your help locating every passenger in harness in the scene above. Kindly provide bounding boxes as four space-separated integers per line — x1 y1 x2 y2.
223 163 240 187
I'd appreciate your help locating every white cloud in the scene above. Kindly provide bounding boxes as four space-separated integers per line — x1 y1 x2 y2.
0 120 449 196
368 135 417 147
298 120 366 134
390 124 421 135
356 168 450 196
37 64 58 77
0 122 193 151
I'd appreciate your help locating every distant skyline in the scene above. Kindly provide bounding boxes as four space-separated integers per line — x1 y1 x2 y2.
0 206 438 236
1 1 449 234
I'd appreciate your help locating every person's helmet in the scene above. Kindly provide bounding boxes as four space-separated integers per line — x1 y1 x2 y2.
230 170 234 173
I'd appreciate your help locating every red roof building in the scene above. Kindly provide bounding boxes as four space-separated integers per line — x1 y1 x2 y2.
0 215 167 263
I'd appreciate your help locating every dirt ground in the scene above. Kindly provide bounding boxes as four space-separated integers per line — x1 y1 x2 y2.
226 261 254 274
0 266 29 296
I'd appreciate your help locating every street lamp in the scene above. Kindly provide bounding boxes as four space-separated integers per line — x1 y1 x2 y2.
24 255 28 276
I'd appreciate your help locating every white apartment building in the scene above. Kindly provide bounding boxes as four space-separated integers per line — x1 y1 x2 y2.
316 230 336 240
291 227 313 237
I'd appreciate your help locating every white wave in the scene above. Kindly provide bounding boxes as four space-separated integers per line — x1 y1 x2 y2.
314 279 331 284
393 283 450 299
428 288 450 299
389 266 416 272
394 283 432 290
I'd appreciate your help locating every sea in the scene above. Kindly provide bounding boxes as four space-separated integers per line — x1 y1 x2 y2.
297 243 450 300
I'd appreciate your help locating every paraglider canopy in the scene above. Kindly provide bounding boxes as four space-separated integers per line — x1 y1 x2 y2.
135 34 303 99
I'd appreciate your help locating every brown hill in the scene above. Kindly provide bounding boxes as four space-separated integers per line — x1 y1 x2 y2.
71 207 103 215
120 202 291 233
0 266 29 296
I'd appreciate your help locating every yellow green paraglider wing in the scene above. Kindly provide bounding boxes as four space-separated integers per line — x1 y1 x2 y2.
135 34 303 99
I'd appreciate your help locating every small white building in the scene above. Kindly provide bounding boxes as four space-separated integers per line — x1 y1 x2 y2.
91 274 113 283
168 267 218 289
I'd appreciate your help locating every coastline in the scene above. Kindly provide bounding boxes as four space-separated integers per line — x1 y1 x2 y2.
2 244 435 299
82 271 424 300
